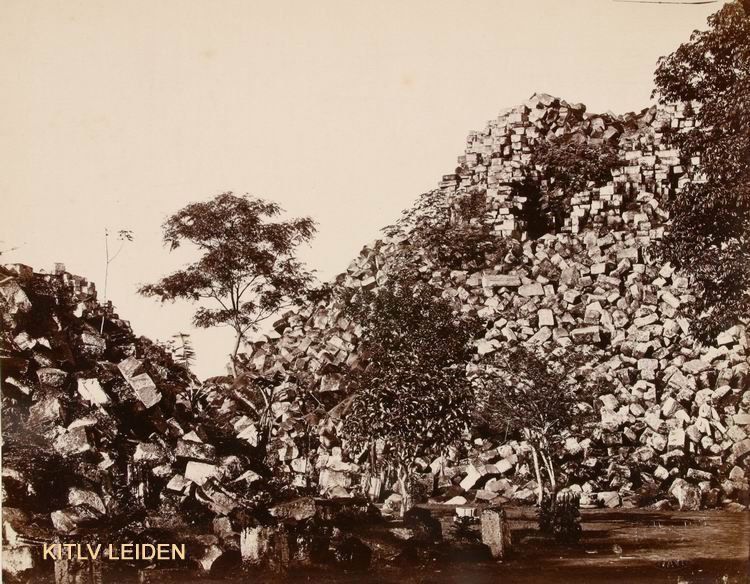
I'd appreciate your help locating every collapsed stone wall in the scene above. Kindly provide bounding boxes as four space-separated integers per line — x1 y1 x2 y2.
239 94 749 511
449 93 693 238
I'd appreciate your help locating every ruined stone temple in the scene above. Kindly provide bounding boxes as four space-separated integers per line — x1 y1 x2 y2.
2 93 748 578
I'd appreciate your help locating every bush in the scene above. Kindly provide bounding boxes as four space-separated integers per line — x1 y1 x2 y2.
528 138 620 235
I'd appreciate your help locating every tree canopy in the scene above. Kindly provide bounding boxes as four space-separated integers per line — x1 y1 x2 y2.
340 273 480 512
653 0 750 339
139 192 316 368
478 346 599 503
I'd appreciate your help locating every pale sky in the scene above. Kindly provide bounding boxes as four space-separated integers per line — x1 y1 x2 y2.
1 0 725 378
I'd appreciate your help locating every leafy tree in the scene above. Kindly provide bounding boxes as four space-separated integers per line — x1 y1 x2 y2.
340 273 480 515
653 0 750 339
139 193 316 374
477 346 597 505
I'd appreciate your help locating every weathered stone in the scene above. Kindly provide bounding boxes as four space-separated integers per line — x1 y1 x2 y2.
68 487 106 515
128 373 161 408
185 461 220 486
382 493 403 516
683 359 710 374
669 478 701 511
176 439 216 462
117 356 144 379
29 397 64 427
77 378 109 405
518 283 545 297
270 497 317 522
597 491 620 508
80 332 106 357
480 507 512 560
51 505 101 533
53 427 91 456
537 309 555 327
731 438 750 461
571 326 601 343
482 274 522 288
36 367 67 387
240 526 273 565
134 442 166 462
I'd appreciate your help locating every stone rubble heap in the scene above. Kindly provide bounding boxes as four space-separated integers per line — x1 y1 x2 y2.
2 91 748 581
450 93 694 238
0 263 273 576
239 94 749 512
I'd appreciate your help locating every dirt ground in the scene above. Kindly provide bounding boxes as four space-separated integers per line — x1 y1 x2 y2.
27 507 750 583
435 507 750 584
284 507 750 584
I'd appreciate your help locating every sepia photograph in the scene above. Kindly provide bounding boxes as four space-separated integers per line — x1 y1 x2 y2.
1 0 749 582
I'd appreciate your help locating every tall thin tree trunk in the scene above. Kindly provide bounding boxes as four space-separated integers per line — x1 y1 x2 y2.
530 446 544 506
100 230 109 335
397 464 410 518
541 450 557 495
230 330 243 378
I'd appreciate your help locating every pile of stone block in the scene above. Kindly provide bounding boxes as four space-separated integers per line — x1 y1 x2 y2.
237 94 748 512
0 264 270 579
456 93 697 239
2 93 747 581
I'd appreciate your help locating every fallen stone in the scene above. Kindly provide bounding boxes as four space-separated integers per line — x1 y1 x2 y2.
669 479 701 511
128 373 162 408
77 378 109 405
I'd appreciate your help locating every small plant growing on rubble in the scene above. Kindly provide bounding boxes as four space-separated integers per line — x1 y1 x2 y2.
406 189 515 271
539 491 582 543
478 346 598 506
170 332 196 370
100 228 133 333
139 192 316 376
340 273 480 516
529 138 620 235
652 0 750 340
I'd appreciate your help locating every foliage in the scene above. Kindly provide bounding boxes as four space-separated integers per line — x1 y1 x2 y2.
340 273 480 513
652 0 750 339
530 138 620 234
478 346 598 503
164 332 196 371
139 192 316 369
538 491 582 543
395 189 514 271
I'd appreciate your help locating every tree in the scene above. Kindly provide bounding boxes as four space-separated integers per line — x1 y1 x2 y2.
139 193 316 374
652 0 750 339
340 273 480 515
477 346 597 505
